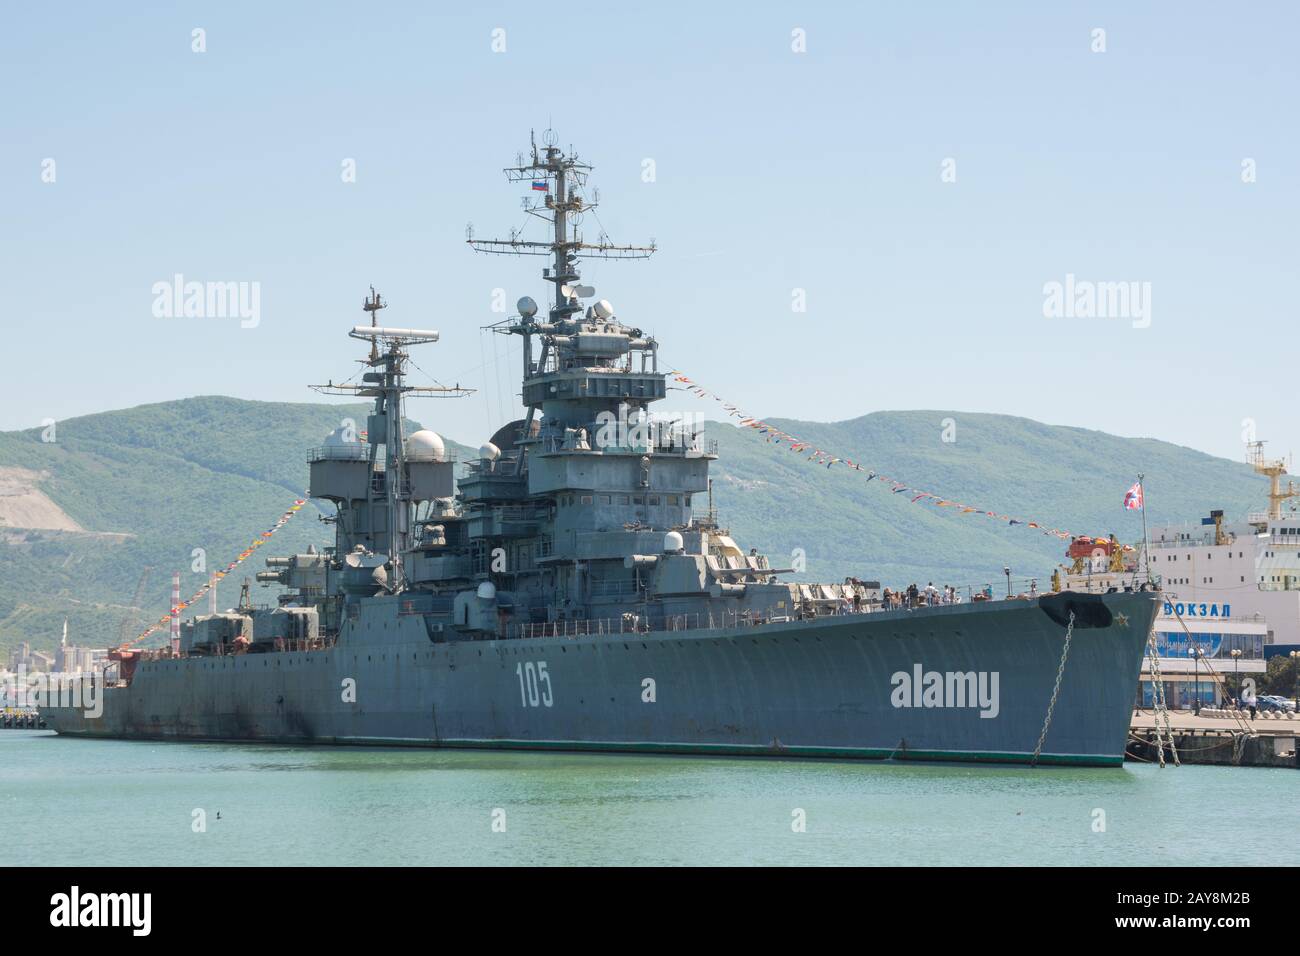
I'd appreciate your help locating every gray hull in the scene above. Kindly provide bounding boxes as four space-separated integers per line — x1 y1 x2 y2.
42 590 1157 767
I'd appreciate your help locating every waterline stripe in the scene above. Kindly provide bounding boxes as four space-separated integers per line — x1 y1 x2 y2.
45 728 1123 766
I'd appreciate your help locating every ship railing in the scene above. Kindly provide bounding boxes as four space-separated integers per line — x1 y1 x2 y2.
1246 512 1300 526
877 577 1048 608
690 509 724 529
307 445 369 462
494 505 547 521
1147 538 1217 549
588 580 640 598
464 457 520 477
508 575 1142 641
167 635 340 659
508 606 871 641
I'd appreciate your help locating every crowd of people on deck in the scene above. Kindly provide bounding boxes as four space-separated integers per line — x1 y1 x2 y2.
881 582 968 610
874 579 1041 611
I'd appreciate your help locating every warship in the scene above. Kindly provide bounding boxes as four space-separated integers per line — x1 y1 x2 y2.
42 133 1162 766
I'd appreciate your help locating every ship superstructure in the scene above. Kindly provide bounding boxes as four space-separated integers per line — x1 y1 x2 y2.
40 134 1161 766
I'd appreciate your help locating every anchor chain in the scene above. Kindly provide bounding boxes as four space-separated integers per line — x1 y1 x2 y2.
1031 610 1074 766
1146 627 1180 767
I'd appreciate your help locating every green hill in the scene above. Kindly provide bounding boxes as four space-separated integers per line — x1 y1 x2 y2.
0 397 473 657
0 398 1269 658
706 410 1264 588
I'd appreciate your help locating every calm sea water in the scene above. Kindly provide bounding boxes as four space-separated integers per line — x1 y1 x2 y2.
2 730 1295 866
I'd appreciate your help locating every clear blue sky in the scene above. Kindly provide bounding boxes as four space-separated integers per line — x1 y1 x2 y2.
2 1 1296 466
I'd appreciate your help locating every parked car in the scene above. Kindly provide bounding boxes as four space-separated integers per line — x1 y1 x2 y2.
1256 695 1296 713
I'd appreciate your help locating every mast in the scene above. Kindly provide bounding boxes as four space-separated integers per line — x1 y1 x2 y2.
467 130 658 431
1137 473 1151 584
312 292 473 593
468 129 655 317
362 286 386 363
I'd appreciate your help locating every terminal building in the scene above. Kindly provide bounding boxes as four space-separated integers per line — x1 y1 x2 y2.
1059 451 1299 710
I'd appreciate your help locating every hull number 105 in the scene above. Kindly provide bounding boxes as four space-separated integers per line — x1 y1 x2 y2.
516 661 554 708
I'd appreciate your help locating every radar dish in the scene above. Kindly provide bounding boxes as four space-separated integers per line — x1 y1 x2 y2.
560 284 575 299
348 326 440 344
573 285 595 298
517 296 538 317
542 128 558 147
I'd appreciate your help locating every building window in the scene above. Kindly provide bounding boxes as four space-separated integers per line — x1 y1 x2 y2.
599 495 611 505
649 495 660 505
581 495 593 505
668 495 679 505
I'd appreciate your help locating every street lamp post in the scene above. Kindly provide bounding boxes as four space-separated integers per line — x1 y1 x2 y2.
1192 647 1201 716
1291 650 1300 712
1231 648 1242 705
1003 567 1011 599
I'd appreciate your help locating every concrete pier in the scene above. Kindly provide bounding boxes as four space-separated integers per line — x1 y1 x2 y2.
1128 709 1298 768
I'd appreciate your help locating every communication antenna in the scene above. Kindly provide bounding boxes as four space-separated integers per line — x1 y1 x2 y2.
467 129 656 317
362 285 386 362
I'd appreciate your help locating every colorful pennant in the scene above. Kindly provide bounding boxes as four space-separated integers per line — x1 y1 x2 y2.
669 372 1077 541
127 497 310 647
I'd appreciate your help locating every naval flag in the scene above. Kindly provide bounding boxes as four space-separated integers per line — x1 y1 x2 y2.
1123 481 1144 511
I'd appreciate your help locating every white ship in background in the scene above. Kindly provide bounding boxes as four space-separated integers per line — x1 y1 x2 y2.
1061 441 1300 709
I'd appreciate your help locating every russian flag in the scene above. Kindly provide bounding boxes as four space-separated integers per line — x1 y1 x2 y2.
531 180 549 192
